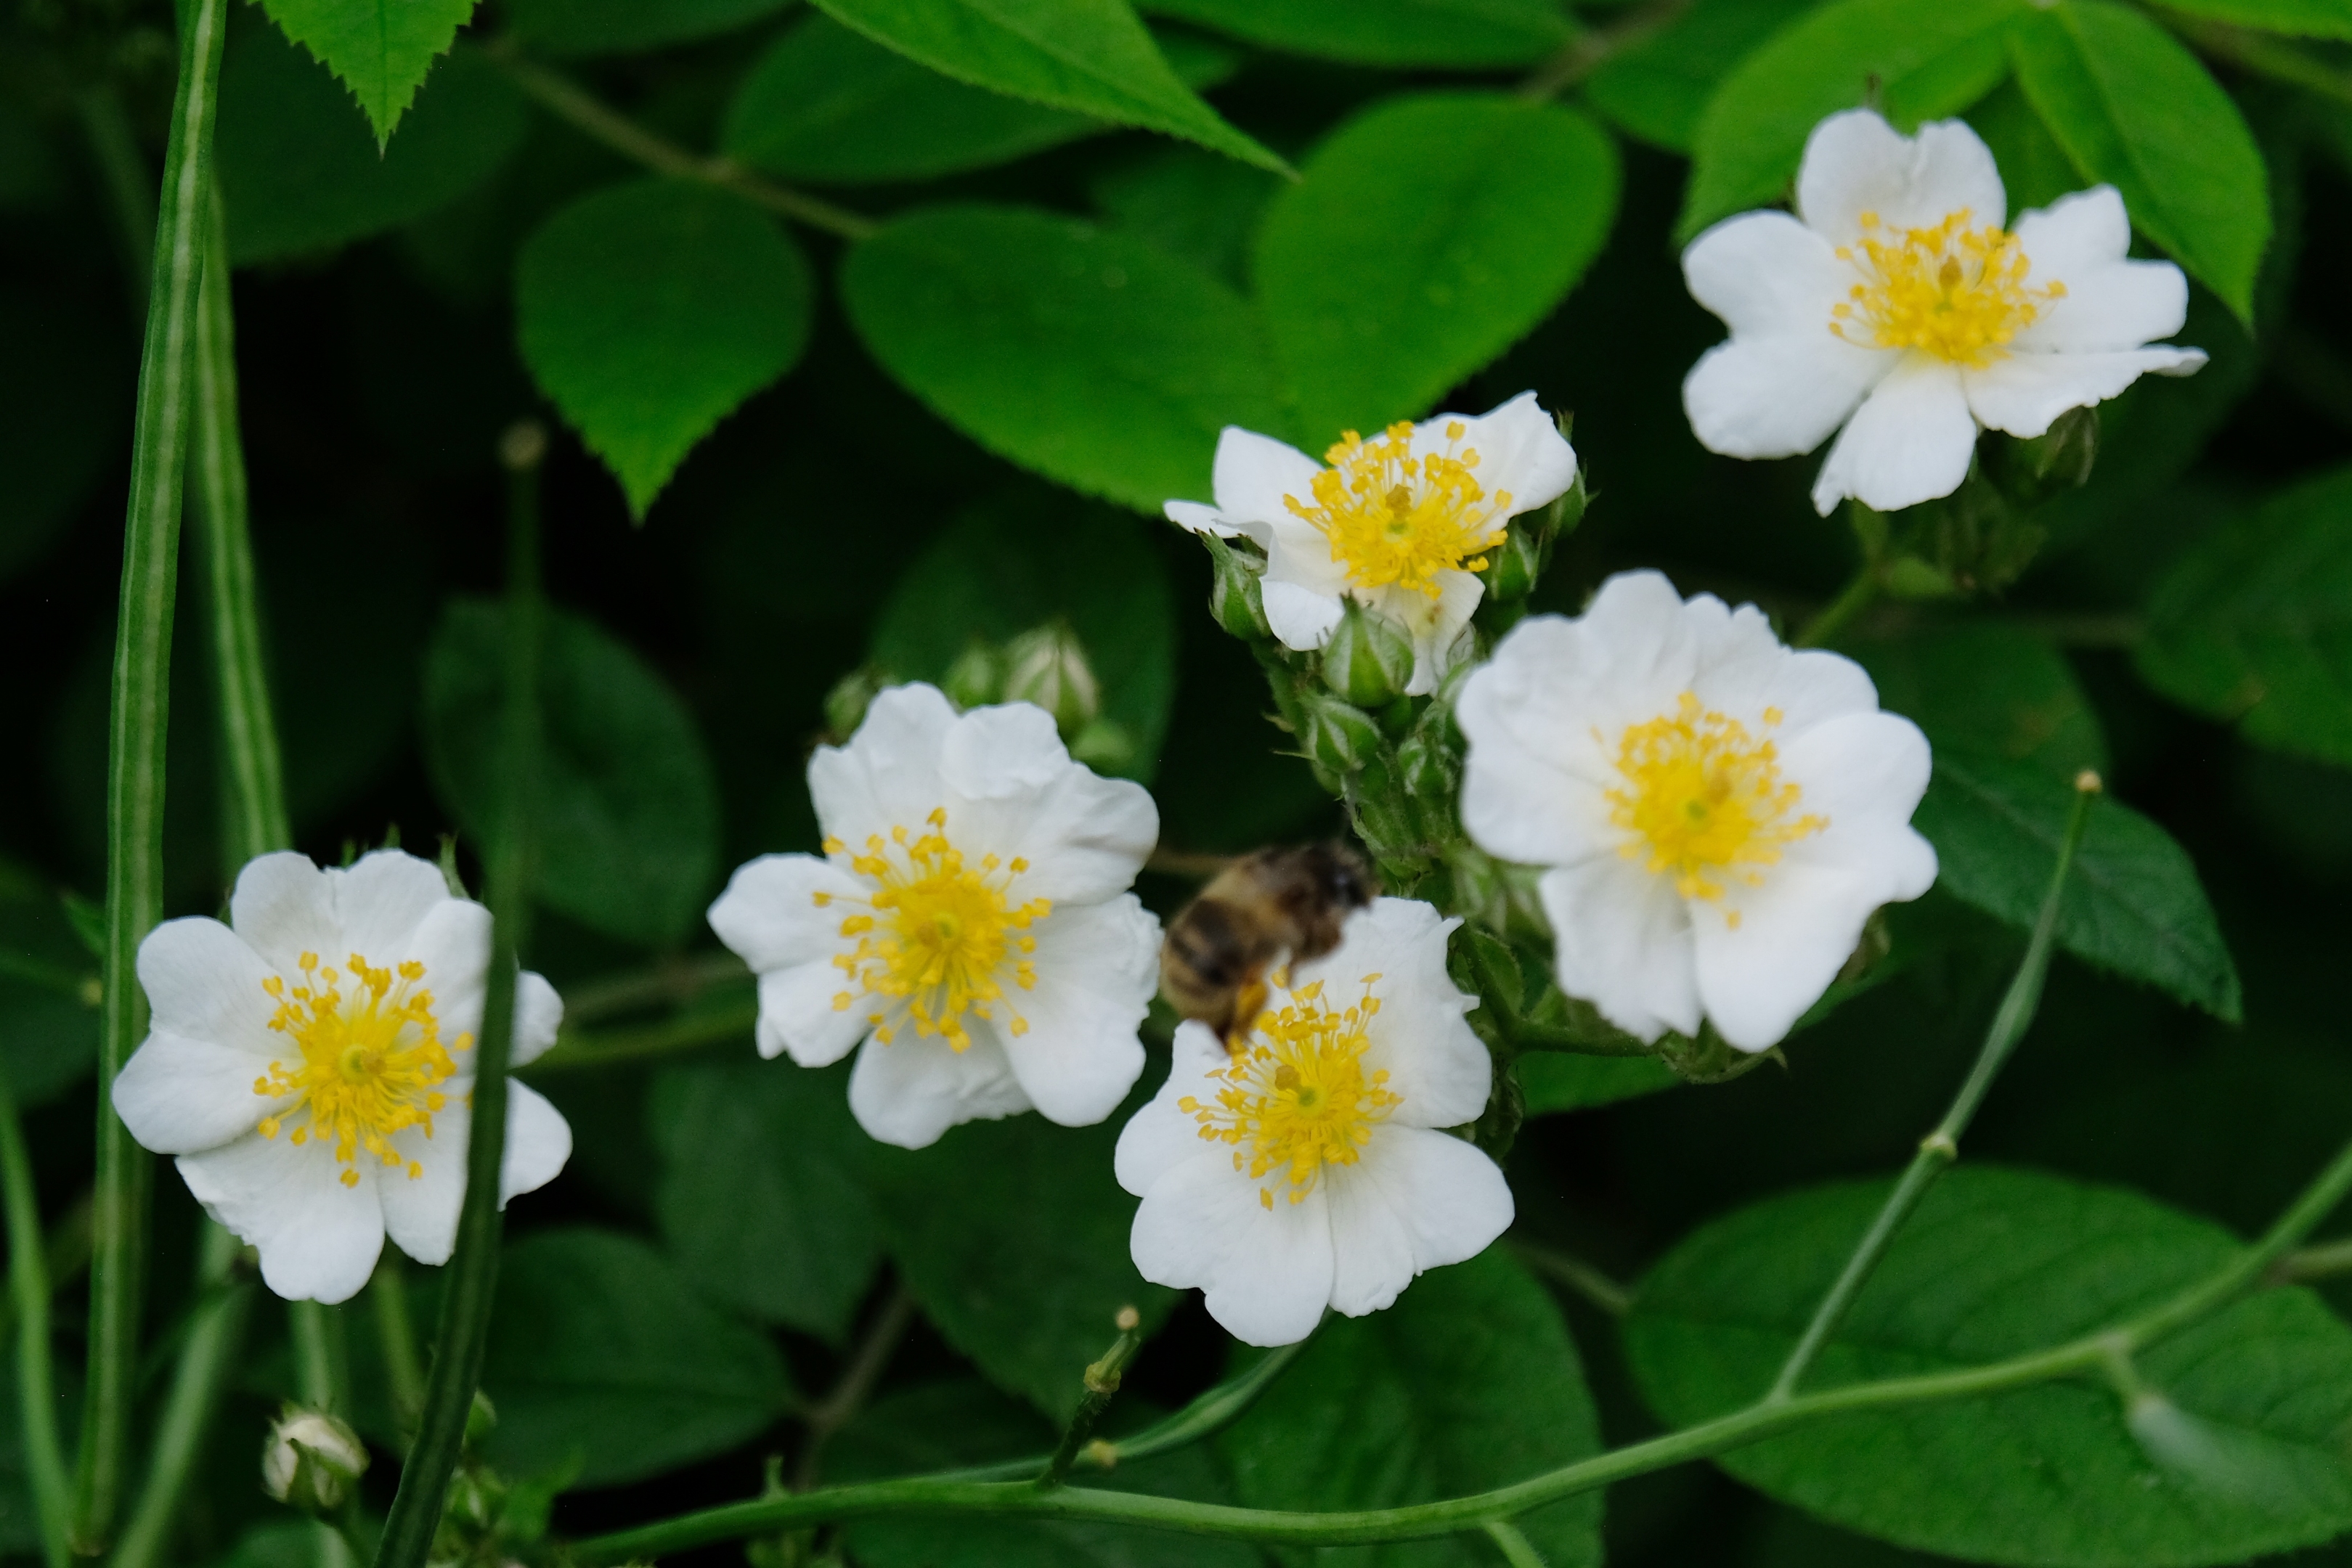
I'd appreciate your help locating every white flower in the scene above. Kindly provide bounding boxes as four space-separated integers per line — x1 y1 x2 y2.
1681 107 2206 516
707 683 1160 1151
111 850 572 1304
1115 898 1512 1347
1165 392 1579 694
1457 571 1937 1051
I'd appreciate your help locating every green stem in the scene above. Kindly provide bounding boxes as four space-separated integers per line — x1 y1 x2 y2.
2272 1235 2352 1286
1481 1521 1548 1568
524 994 757 1077
372 428 545 1568
370 1253 426 1435
794 1284 916 1492
80 0 229 1548
108 1228 253 1568
1516 0 1688 100
1792 570 1879 649
0 1069 70 1568
558 951 749 1027
1511 1241 1634 1318
1040 1311 1145 1488
1767 772 2099 1402
290 1301 351 1417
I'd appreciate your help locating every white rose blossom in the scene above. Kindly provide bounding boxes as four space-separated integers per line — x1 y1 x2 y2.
111 850 572 1304
708 682 1160 1151
1458 571 1937 1051
1165 391 1579 695
1115 898 1513 1347
1682 107 2206 516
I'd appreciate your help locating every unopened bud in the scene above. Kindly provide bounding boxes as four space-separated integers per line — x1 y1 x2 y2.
1069 717 1136 775
261 1407 367 1512
942 640 1006 711
1002 621 1102 738
1481 519 1545 603
1321 600 1414 709
1396 726 1456 801
1202 534 1270 641
1301 695 1384 776
822 666 893 743
1995 404 2099 505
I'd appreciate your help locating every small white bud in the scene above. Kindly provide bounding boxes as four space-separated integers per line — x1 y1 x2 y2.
261 1407 367 1512
1002 621 1102 738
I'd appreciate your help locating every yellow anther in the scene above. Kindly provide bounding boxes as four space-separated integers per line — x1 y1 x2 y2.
1282 421 1510 600
1829 208 2061 367
251 950 457 1183
1187 980 1399 1206
1607 693 1826 906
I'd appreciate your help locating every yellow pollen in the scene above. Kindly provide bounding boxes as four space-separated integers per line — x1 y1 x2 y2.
1282 420 1513 600
815 809 1050 1052
1829 208 2064 367
1606 693 1827 906
1177 979 1399 1206
252 951 460 1183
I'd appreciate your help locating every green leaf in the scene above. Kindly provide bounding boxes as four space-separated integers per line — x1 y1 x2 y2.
1091 145 1279 287
1253 91 1619 443
421 598 722 947
723 13 1235 184
1520 1053 1678 1116
216 23 524 266
257 0 479 147
2137 463 2352 769
841 203 1285 513
1584 0 1818 153
651 1057 882 1343
1217 1247 1604 1567
868 1111 1176 1422
1626 1166 2352 1567
1678 0 2024 240
1913 751 2241 1020
2009 0 2271 326
482 1228 794 1488
2151 0 2352 38
1966 76 2083 217
807 0 1286 173
1139 0 1570 68
1852 624 2109 784
516 179 813 518
869 497 1178 781
504 0 794 56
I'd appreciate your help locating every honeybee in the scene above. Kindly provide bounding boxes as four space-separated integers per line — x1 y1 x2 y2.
1160 843 1380 1050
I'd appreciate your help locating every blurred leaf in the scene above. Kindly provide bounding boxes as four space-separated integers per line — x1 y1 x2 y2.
1520 1052 1678 1116
1585 0 1818 153
0 857 98 1108
1965 76 2082 216
842 203 1284 513
869 498 1177 781
1678 0 2022 240
1253 91 1619 441
651 1057 881 1343
1091 144 1279 286
204 1522 346 1568
723 13 1234 184
809 0 1287 172
2152 0 2352 38
1217 1247 1604 1567
868 1111 1176 1423
217 25 524 266
1141 0 1570 68
1853 624 2109 783
422 598 722 947
1627 1166 2352 1566
504 0 794 55
2009 0 2270 326
516 179 813 518
0 285 115 586
1913 751 2241 1020
256 0 479 147
483 1228 794 1488
2137 463 2352 769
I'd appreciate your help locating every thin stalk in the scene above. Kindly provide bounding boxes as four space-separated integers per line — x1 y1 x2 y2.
370 1254 426 1434
525 995 758 1076
290 1301 351 1416
1792 570 1879 649
1767 772 2099 1402
2273 1235 2352 1286
372 427 545 1568
794 1284 916 1492
1512 1241 1634 1318
0 1069 69 1568
109 1228 253 1568
1516 0 1687 100
1039 1310 1145 1488
80 0 229 1546
1482 1521 1548 1568
558 951 749 1027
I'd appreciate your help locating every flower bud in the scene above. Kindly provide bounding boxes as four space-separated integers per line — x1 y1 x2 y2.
1992 404 2099 507
1302 694 1384 776
1002 621 1102 738
1201 534 1270 641
1068 717 1136 775
942 640 1006 711
1480 520 1546 603
261 1407 367 1513
822 665 893 743
1320 600 1414 709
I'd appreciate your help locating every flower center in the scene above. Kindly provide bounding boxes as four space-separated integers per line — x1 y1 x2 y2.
818 809 1051 1051
1179 978 1400 1209
253 952 460 1186
1605 693 1826 914
1830 208 2064 367
1284 421 1510 600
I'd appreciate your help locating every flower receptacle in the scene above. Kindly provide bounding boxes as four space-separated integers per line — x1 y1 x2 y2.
1321 600 1414 709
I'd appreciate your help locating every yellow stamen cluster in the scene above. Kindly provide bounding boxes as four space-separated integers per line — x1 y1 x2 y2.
818 808 1050 1051
253 952 460 1188
1284 421 1511 600
1830 208 2064 367
1180 977 1399 1209
1606 694 1826 915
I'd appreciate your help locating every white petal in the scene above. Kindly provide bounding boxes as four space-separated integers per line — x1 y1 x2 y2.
1781 710 1939 844
809 684 959 850
846 1030 1030 1150
1799 111 2004 240
1295 899 1489 1130
1458 620 1638 869
2010 187 2136 304
228 853 337 977
1211 426 1324 526
1423 391 1578 515
756 960 871 1066
377 1119 465 1266
707 854 863 973
1539 857 1699 1042
403 898 493 1060
1810 354 1974 515
938 711 1157 907
328 850 457 963
177 1137 384 1304
135 917 280 1054
112 1032 289 1155
1164 500 1249 540
1323 1127 1513 1317
1685 211 1849 336
1114 1023 1229 1197
1684 334 1892 460
1128 1152 1333 1347
1688 603 1881 737
499 1079 572 1202
510 971 563 1069
998 896 1155 1128
1962 348 2207 439
1261 579 1345 652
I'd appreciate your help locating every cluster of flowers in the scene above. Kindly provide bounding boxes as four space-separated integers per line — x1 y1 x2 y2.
112 113 2196 1347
